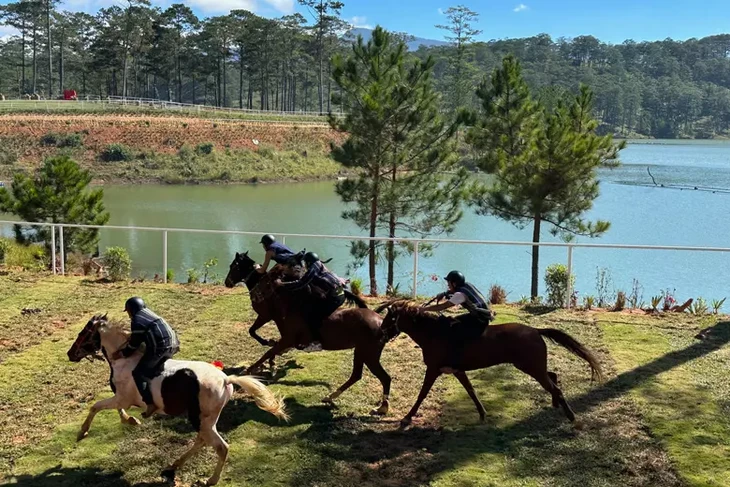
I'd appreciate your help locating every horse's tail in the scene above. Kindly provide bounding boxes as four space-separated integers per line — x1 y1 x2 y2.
538 329 604 382
226 376 289 421
344 290 369 309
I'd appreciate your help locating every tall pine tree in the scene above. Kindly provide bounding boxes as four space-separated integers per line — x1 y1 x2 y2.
468 55 624 298
331 26 468 295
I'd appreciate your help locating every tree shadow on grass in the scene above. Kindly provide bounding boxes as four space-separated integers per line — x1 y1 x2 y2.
277 321 730 487
6 464 168 487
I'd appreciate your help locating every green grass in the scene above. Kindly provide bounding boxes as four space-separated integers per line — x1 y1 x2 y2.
1 273 729 486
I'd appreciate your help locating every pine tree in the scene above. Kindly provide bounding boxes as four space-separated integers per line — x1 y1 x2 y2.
467 55 624 298
0 156 110 259
331 26 468 295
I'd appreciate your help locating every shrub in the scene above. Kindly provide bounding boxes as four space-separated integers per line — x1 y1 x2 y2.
258 146 275 159
613 291 626 311
202 257 218 284
661 288 676 311
101 143 134 162
595 267 613 308
583 295 595 310
186 267 201 284
489 284 507 305
518 295 529 306
166 269 175 283
41 132 83 148
690 297 709 316
196 142 214 155
103 247 131 281
350 277 363 296
650 295 662 312
712 298 726 315
544 263 575 307
628 278 643 309
0 239 10 263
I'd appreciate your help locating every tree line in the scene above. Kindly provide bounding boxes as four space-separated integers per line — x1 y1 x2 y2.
3 2 730 137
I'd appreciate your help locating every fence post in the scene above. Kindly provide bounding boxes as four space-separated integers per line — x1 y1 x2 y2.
412 241 419 298
163 231 168 283
566 245 574 309
51 225 56 275
59 226 65 275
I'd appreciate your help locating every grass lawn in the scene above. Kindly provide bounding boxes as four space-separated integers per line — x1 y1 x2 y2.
0 271 728 486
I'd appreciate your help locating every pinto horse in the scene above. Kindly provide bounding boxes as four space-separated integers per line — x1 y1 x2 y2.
68 314 288 486
377 301 604 427
224 251 392 415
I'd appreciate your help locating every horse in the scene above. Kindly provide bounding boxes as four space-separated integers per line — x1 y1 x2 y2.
224 251 392 415
67 314 288 486
377 301 604 427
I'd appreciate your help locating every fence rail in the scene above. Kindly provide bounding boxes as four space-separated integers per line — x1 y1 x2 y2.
3 219 730 306
0 96 341 119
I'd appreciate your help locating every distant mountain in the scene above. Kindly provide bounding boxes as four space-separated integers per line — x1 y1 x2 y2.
346 28 448 51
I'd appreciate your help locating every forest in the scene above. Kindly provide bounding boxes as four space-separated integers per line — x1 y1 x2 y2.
3 1 730 138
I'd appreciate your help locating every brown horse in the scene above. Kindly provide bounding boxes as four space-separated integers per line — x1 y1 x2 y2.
224 251 392 414
377 301 604 427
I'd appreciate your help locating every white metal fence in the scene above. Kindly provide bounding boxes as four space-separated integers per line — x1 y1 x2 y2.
3 219 730 307
0 96 340 120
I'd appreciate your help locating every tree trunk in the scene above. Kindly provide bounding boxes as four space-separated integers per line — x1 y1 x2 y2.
191 75 196 105
32 26 37 94
530 213 542 299
386 164 397 290
46 0 52 99
239 47 244 109
21 21 26 95
58 30 64 94
369 180 379 296
327 63 332 113
222 52 227 107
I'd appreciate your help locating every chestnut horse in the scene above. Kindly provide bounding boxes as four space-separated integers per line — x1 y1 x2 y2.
377 301 604 427
224 251 392 414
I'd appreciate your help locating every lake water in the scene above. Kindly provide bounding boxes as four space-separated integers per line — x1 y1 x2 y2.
3 140 730 305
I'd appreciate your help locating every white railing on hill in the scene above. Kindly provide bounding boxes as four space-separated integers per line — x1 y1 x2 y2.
3 219 730 307
0 96 342 119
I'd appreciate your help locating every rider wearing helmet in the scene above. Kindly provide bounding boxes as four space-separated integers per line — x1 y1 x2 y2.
275 251 346 350
257 234 296 274
112 297 180 415
422 271 492 370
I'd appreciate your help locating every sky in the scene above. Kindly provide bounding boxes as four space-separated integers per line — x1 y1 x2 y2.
2 0 730 44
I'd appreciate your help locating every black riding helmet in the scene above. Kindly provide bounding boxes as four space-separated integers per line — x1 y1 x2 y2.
124 296 146 315
260 234 276 247
444 270 466 287
304 252 320 266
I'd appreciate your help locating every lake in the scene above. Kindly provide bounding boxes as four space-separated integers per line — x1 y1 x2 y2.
3 140 730 305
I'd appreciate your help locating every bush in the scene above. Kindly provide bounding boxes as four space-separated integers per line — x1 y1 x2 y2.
186 268 201 284
101 143 134 162
196 142 214 155
489 284 507 304
0 239 10 263
41 132 83 148
613 291 626 311
583 295 595 310
103 247 131 281
544 263 575 308
166 269 175 283
350 277 363 296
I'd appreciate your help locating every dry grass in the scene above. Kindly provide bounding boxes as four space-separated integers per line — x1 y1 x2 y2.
0 272 729 486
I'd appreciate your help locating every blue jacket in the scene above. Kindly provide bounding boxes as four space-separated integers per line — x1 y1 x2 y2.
268 242 296 265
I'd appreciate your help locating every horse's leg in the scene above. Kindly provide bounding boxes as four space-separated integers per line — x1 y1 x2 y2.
249 314 274 347
547 372 560 408
78 396 121 441
117 408 140 426
162 434 205 480
323 348 364 405
245 338 292 375
517 363 575 422
401 367 441 428
364 350 392 416
453 371 486 422
202 422 229 486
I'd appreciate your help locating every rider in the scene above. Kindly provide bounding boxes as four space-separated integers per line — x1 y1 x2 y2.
112 297 180 416
275 251 346 351
257 234 296 274
421 270 492 370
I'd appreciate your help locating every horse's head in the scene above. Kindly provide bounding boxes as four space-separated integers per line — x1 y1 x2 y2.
378 300 417 341
225 251 256 288
67 314 107 362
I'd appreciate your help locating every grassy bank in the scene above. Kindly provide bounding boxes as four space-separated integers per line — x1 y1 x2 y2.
1 271 729 486
0 115 345 184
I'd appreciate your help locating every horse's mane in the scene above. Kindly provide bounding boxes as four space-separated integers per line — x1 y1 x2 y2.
99 317 131 338
377 300 449 327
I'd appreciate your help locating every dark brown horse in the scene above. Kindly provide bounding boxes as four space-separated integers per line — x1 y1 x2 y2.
224 251 392 414
377 301 604 427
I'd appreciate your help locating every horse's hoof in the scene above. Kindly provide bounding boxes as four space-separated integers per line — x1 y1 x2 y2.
126 416 141 426
399 417 412 429
76 430 88 442
370 404 389 416
206 476 220 486
572 420 584 431
321 396 334 405
161 468 176 481
479 416 486 424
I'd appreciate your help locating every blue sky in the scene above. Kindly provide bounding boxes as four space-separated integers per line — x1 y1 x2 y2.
2 0 730 44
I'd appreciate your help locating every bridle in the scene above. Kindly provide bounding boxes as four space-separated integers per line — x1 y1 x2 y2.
69 317 105 362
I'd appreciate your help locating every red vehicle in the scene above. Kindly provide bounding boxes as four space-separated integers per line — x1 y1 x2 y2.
63 89 77 101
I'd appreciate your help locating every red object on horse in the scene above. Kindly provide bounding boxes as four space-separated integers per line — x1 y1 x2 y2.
63 89 77 101
211 360 224 370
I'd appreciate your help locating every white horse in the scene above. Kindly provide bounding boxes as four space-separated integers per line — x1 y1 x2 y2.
67 314 289 486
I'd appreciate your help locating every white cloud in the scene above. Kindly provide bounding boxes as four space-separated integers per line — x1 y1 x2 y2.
437 7 444 15
0 25 19 41
59 0 294 16
349 16 373 29
513 3 529 12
